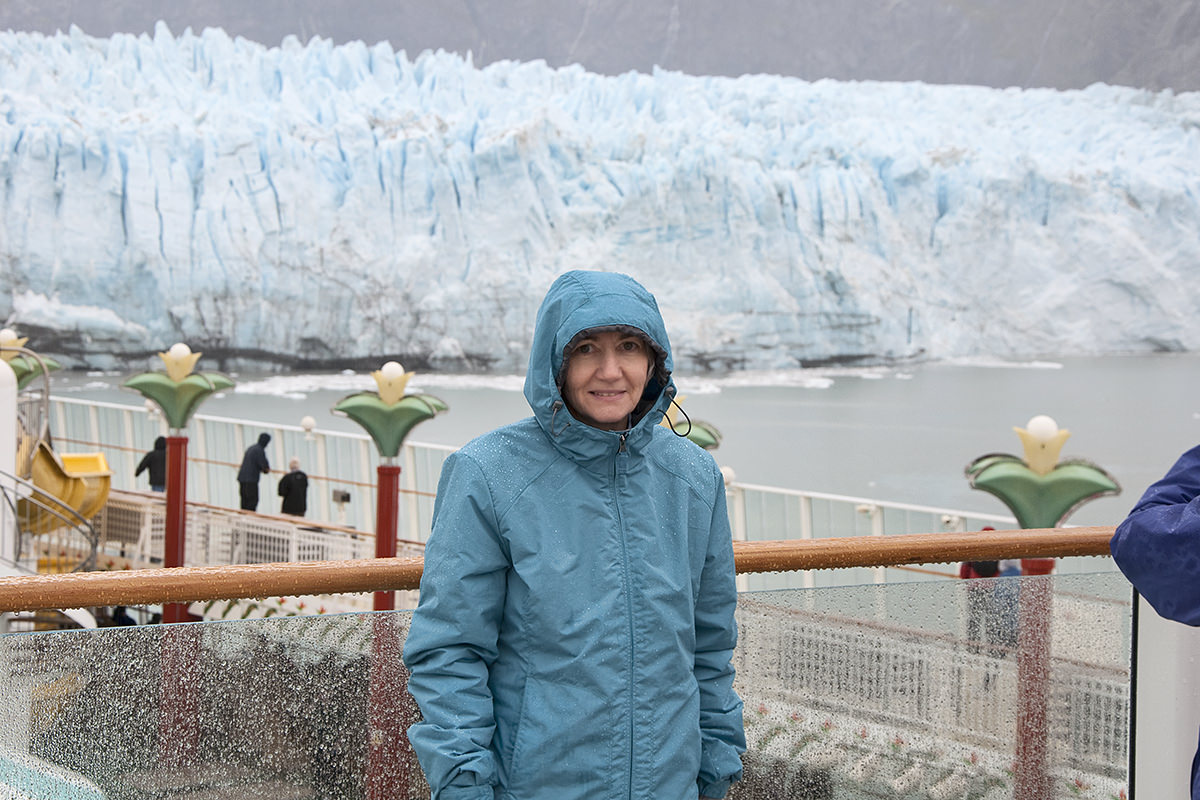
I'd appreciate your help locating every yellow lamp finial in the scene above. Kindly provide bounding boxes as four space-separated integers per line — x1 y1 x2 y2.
1014 414 1071 476
372 361 414 405
0 328 29 362
158 342 202 382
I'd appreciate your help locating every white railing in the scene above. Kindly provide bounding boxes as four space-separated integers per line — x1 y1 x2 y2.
90 490 425 613
50 396 453 538
48 396 1122 591
726 480 1019 590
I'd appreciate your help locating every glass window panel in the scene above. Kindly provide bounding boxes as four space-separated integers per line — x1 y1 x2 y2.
1 572 1130 799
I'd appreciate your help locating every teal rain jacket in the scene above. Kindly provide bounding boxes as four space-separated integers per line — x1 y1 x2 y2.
403 270 746 800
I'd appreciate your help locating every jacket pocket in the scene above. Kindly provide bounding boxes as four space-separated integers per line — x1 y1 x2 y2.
506 675 611 797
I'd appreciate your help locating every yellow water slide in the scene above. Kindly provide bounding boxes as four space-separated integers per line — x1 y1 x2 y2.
18 440 111 536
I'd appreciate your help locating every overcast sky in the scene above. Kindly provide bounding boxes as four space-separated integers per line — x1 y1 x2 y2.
3 0 1198 90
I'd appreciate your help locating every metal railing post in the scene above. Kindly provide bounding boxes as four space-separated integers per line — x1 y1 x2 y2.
798 495 815 590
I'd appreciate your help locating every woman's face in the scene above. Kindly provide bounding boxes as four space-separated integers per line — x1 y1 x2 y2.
562 330 652 431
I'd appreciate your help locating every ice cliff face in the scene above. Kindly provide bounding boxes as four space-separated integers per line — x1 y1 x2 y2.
1 24 1198 373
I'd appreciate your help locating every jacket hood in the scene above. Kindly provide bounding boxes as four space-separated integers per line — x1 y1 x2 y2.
153 436 166 450
257 433 271 446
523 270 675 441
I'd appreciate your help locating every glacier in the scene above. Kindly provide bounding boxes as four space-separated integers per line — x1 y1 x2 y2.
1 23 1199 374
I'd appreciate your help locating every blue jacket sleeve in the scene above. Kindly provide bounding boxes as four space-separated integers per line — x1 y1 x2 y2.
403 453 510 799
694 471 746 799
1110 444 1200 626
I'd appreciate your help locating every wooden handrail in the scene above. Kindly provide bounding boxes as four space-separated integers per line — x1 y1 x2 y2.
0 526 1115 613
734 526 1114 573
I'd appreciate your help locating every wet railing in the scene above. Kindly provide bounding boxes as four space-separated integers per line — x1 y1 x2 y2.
0 526 1113 611
0 528 1140 800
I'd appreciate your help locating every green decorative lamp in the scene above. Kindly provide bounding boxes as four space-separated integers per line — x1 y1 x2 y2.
123 343 234 623
661 395 723 451
123 343 234 431
965 414 1120 530
333 361 448 459
333 361 446 610
0 328 62 390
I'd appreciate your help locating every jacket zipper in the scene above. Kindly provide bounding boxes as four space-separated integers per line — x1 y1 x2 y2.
613 433 635 797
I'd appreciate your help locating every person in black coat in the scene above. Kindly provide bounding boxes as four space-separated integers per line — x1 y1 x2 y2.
135 436 167 492
111 606 137 626
237 432 271 511
278 457 309 517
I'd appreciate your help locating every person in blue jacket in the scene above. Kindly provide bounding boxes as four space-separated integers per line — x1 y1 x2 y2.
1110 443 1200 800
403 270 746 800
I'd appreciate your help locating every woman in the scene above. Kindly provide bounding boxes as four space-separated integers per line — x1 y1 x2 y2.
403 270 745 800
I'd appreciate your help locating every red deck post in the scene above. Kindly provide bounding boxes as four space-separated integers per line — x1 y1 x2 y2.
157 624 201 766
163 434 189 624
374 463 401 611
1014 562 1055 799
368 462 420 800
367 616 422 800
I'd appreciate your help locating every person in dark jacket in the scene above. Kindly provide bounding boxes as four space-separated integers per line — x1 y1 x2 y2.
110 606 137 626
403 271 745 800
135 436 167 492
1111 444 1200 800
237 432 271 511
277 457 308 517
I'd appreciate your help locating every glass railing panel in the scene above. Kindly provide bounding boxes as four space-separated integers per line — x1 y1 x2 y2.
734 572 1131 799
1 573 1131 800
1 612 427 800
